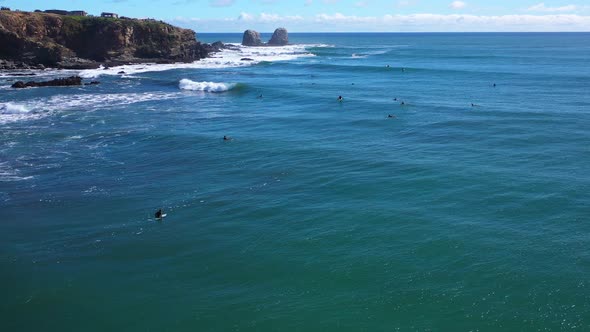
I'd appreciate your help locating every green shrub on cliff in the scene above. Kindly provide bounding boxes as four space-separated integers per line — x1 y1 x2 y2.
0 10 207 67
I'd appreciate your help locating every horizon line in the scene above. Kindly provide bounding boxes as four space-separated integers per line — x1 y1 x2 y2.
198 31 590 34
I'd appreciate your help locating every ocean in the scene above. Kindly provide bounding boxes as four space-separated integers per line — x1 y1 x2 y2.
1 32 590 331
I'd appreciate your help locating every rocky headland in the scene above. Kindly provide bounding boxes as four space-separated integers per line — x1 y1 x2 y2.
0 10 223 70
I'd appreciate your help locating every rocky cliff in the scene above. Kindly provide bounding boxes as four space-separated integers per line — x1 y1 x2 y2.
0 11 217 69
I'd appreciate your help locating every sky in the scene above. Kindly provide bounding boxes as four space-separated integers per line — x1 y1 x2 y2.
1 0 590 32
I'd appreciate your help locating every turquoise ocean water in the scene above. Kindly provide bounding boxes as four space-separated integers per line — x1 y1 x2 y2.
1 33 590 331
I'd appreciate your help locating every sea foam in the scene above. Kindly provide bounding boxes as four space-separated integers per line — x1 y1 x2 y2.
179 79 236 92
0 102 41 125
78 43 319 78
0 92 180 124
0 102 30 114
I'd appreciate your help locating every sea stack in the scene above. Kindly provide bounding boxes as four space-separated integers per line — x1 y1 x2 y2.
268 28 288 46
242 30 263 46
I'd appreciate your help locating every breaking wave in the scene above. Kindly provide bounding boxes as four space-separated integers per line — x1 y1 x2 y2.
78 43 320 78
178 79 236 92
0 102 42 124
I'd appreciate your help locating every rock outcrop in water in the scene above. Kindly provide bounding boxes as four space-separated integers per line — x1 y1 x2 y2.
0 10 222 69
242 28 289 46
268 28 288 46
11 75 82 88
242 30 263 46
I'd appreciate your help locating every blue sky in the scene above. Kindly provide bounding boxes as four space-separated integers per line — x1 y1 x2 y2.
2 0 589 32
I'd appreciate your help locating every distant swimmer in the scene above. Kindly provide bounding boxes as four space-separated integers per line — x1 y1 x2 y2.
401 68 405 72
388 114 396 118
257 94 263 98
386 65 390 68
400 101 405 105
155 209 163 219
493 83 496 87
393 97 397 101
338 96 343 102
223 135 232 141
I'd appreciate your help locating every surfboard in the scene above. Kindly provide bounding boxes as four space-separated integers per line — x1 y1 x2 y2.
156 213 167 220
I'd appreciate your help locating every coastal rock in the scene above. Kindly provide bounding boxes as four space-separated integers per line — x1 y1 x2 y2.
242 30 263 46
11 81 26 88
0 11 214 69
9 72 37 76
268 28 288 46
202 41 225 53
11 75 82 88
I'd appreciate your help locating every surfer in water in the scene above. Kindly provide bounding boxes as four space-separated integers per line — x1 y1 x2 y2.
388 114 396 118
223 135 232 141
338 96 343 102
155 209 163 219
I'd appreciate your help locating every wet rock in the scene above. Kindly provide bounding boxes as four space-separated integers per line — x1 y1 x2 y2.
268 28 288 46
242 30 263 46
10 72 37 76
11 81 26 88
11 76 83 88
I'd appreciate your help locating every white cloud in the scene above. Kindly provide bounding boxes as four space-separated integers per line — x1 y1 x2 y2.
237 12 304 23
450 1 466 10
237 12 254 21
527 3 577 13
171 13 590 33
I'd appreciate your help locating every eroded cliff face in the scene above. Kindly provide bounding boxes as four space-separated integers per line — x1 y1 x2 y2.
0 11 211 68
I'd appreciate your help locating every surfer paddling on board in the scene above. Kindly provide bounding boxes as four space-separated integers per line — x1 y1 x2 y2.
155 209 163 219
338 96 343 102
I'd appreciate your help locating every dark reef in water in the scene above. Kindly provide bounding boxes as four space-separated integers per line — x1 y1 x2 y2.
11 75 83 88
0 10 224 70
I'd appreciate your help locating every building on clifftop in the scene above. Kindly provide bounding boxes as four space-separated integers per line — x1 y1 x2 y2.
101 12 119 18
69 11 87 16
44 9 69 15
